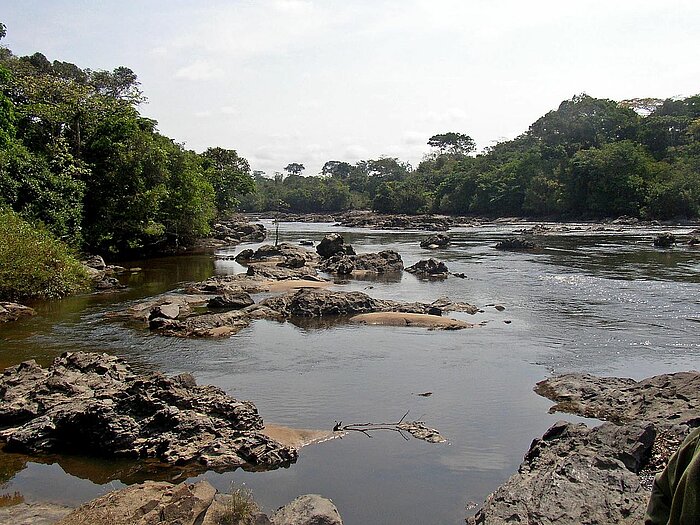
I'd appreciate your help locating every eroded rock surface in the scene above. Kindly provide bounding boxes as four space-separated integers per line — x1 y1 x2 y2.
468 371 700 525
420 233 450 249
319 250 404 275
494 237 538 251
0 352 296 472
55 480 343 525
405 258 449 276
316 234 355 259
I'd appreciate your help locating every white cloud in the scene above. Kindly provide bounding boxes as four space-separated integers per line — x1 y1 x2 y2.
194 110 212 118
220 106 238 115
174 60 225 81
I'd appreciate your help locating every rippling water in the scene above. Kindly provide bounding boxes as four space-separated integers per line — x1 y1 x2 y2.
1 221 699 524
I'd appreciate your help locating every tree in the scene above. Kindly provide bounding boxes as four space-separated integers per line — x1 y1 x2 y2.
284 162 305 176
427 132 476 156
200 147 254 215
322 160 352 179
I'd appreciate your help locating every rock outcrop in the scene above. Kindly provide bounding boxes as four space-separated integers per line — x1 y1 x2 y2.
468 371 700 525
494 237 538 251
0 302 36 323
316 234 355 259
405 258 449 276
212 220 266 244
55 481 343 525
319 250 404 275
653 232 676 247
0 352 296 473
420 233 450 249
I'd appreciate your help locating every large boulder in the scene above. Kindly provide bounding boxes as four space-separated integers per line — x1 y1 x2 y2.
0 352 296 473
316 234 355 259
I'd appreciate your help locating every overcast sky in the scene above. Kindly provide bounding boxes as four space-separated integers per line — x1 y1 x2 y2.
3 0 699 176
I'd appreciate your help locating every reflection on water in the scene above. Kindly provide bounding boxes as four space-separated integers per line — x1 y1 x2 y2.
1 221 699 524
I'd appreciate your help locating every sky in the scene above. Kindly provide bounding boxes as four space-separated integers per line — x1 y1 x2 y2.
2 0 699 176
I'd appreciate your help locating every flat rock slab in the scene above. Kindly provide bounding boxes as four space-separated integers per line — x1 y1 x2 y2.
350 312 473 330
0 502 72 525
0 352 296 473
271 494 343 525
535 371 700 427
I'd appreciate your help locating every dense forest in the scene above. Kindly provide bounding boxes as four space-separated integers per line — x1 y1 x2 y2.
0 23 253 258
243 96 700 220
1 21 699 298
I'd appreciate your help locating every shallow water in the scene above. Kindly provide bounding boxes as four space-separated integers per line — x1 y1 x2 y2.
1 221 699 524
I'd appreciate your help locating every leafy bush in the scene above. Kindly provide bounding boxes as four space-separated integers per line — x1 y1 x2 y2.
0 208 89 300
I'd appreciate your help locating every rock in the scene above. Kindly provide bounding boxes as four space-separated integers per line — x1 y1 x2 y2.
261 288 382 317
653 232 676 247
319 250 403 275
236 248 256 262
494 237 537 251
271 494 343 525
0 501 72 525
83 255 106 271
236 243 320 271
405 258 449 276
55 480 343 525
0 352 296 473
0 302 36 323
57 480 216 525
350 312 473 330
212 220 267 243
149 302 183 320
299 239 314 246
688 236 699 246
208 291 255 309
420 233 450 249
94 276 125 291
534 371 700 427
316 234 355 259
467 421 654 525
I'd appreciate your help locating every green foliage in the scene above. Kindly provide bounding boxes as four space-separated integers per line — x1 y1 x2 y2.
0 208 89 300
427 132 476 156
200 147 254 215
218 484 256 525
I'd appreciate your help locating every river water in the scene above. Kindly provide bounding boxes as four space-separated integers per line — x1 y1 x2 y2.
1 221 699 524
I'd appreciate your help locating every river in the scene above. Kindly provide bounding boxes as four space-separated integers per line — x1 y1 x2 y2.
1 220 699 524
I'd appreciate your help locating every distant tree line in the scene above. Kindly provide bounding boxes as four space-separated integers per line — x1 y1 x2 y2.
0 23 254 257
243 96 700 220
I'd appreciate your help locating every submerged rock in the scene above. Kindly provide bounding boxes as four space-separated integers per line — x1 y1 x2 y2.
350 312 473 330
271 494 344 525
0 352 296 473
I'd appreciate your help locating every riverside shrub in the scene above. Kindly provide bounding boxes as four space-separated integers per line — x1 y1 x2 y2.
0 209 89 300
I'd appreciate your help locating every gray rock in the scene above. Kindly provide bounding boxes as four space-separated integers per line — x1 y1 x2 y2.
420 233 450 249
271 494 343 525
320 250 403 275
83 255 106 270
0 352 296 473
495 237 538 251
405 258 449 276
467 421 654 525
316 234 355 259
653 232 676 247
208 291 255 309
0 502 72 525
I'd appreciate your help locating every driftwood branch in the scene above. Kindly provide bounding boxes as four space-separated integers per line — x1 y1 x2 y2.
332 411 446 443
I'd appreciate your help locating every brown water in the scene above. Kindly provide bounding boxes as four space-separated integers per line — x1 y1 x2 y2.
1 221 699 524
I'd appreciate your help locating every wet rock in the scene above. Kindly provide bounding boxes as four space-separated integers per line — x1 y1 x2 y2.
319 250 403 275
149 302 184 321
0 302 36 323
405 258 449 276
261 288 382 317
494 237 537 251
653 232 676 247
83 255 107 271
351 312 473 330
0 352 296 472
271 494 343 525
420 233 450 249
212 220 267 244
467 421 654 525
208 291 255 309
316 233 356 259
